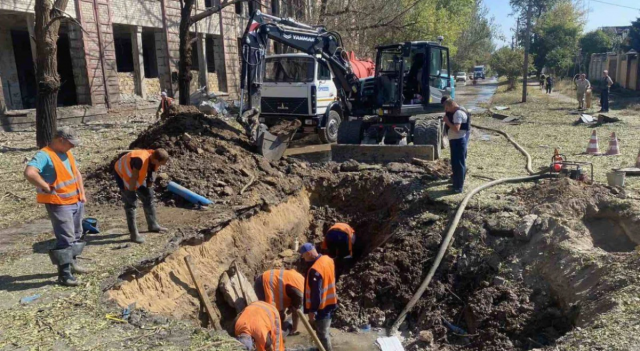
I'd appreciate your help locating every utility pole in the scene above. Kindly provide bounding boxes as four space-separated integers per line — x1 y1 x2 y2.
522 1 532 103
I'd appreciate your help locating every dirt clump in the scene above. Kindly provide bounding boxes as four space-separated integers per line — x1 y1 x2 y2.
86 111 310 208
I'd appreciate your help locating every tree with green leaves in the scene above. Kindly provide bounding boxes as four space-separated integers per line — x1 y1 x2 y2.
629 18 640 52
451 0 497 72
579 30 614 72
490 47 531 89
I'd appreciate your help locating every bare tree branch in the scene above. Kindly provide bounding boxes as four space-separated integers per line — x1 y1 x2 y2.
190 0 253 24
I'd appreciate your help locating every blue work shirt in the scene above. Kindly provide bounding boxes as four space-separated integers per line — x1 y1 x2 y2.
304 254 337 320
27 150 74 184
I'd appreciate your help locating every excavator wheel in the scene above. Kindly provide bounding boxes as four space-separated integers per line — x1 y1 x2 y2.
413 119 442 160
337 120 363 145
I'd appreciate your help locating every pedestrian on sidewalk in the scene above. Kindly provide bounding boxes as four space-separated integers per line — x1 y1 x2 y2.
546 75 554 94
443 99 470 193
576 74 591 110
114 149 169 244
24 127 88 287
599 70 614 112
540 74 546 89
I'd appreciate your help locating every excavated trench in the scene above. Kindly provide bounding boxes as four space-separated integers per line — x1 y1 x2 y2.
106 176 638 350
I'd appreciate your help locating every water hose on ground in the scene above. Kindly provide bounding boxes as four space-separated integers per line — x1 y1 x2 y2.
471 124 535 175
388 123 555 335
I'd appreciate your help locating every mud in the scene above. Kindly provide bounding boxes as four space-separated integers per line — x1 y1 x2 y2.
94 111 640 351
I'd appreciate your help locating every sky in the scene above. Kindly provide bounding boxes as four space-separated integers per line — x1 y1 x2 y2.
485 0 640 48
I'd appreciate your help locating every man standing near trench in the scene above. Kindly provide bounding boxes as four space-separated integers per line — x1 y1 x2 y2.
114 148 169 243
576 74 591 110
299 243 337 351
254 268 305 336
600 70 614 112
443 99 470 194
24 127 88 287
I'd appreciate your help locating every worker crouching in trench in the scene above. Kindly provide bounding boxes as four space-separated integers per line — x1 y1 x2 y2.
321 222 356 280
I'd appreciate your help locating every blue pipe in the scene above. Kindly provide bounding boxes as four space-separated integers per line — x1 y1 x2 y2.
167 181 213 205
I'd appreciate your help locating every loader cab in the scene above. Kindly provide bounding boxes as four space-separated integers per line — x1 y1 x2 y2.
372 42 451 116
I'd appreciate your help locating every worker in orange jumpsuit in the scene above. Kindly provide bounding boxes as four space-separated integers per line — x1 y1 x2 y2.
299 243 337 351
235 301 285 351
321 222 355 277
254 269 305 335
114 149 169 243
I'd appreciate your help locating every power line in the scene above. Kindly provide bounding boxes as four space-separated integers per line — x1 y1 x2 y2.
589 0 640 11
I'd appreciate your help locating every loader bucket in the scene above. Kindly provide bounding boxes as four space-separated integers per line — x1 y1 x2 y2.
255 122 300 161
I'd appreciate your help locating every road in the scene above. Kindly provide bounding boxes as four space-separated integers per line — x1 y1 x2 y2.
284 77 499 163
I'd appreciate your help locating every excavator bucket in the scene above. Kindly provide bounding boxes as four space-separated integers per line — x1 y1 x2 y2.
255 120 301 161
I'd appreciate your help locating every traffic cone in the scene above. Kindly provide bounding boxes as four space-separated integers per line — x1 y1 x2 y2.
606 132 621 156
586 130 600 155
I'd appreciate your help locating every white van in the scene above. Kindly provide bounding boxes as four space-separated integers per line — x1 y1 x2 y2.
259 53 343 143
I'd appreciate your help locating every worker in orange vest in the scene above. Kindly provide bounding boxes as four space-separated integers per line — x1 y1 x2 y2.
24 127 87 286
114 149 169 243
299 243 337 351
254 269 304 336
155 91 173 120
321 223 355 276
235 301 285 351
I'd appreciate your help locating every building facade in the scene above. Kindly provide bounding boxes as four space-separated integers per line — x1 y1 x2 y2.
0 0 281 112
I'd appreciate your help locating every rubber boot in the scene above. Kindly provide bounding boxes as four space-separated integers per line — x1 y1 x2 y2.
143 204 167 233
71 241 92 274
126 208 145 244
49 247 79 287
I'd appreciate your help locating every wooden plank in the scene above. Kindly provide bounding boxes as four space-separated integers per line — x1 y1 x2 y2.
184 255 221 329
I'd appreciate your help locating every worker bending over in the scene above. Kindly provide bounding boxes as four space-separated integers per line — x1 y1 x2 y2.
299 243 337 351
114 149 169 243
322 222 355 277
235 301 285 351
254 269 305 335
24 127 88 286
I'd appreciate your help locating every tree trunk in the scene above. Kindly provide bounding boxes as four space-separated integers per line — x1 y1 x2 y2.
178 0 195 105
34 0 69 148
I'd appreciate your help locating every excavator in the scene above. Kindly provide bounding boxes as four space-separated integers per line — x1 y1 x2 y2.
236 10 452 162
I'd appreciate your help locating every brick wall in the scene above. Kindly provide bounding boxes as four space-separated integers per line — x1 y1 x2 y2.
67 23 92 105
111 0 163 28
144 77 161 96
0 0 77 18
118 72 136 95
75 0 120 106
220 6 239 99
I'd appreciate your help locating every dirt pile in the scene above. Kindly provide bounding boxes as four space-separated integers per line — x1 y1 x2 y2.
86 111 311 207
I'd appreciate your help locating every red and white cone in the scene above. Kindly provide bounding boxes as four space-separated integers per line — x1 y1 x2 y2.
586 130 600 155
606 132 621 156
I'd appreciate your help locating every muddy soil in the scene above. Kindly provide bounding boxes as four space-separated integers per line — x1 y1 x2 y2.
85 111 640 351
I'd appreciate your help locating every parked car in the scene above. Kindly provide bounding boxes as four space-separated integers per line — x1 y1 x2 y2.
455 72 467 84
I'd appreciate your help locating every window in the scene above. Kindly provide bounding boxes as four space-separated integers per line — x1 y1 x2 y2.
429 48 441 77
318 60 331 80
248 0 255 15
235 2 243 14
114 32 134 72
271 0 279 15
206 36 216 73
264 57 315 83
142 32 158 78
191 38 199 71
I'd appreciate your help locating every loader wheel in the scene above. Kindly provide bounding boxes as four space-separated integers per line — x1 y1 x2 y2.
319 110 341 144
337 120 363 145
413 119 442 160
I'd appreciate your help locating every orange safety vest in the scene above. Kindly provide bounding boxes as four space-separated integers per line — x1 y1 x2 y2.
262 269 304 311
321 223 355 257
305 255 337 311
36 147 81 205
114 150 156 191
235 301 284 351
